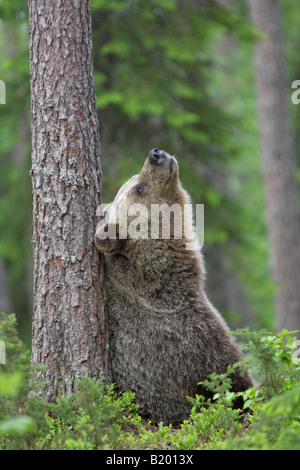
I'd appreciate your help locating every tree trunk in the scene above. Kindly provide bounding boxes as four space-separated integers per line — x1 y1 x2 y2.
247 0 300 334
28 0 110 400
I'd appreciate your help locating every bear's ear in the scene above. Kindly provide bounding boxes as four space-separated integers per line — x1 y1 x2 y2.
94 223 124 254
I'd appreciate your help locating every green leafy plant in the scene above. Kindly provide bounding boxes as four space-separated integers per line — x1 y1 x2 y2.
1 314 300 450
187 363 252 443
231 328 300 398
222 386 300 450
41 379 138 450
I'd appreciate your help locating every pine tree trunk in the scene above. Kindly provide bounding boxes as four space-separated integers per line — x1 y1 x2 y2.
247 0 300 334
28 0 110 400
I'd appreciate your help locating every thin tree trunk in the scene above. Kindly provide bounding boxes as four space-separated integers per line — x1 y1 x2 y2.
28 0 110 400
247 0 300 334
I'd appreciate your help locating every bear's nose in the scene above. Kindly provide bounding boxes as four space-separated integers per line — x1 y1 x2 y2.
148 148 167 165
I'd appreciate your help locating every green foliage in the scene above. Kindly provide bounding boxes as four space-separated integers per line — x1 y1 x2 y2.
0 313 35 447
92 0 257 155
231 328 300 398
37 380 137 450
0 313 299 450
219 328 300 450
222 387 300 450
90 0 275 328
0 312 29 376
0 3 31 339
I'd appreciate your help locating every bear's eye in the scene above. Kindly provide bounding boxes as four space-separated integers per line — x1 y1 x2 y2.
136 184 144 195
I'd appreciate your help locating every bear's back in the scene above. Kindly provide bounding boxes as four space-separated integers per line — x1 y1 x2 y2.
105 259 250 424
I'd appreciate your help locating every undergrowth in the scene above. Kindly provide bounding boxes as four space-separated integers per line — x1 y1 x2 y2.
0 313 299 450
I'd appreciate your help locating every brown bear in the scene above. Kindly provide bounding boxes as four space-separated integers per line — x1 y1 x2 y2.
94 148 254 424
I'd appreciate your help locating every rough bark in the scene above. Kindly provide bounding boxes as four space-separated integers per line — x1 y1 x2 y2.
247 0 300 333
28 0 110 399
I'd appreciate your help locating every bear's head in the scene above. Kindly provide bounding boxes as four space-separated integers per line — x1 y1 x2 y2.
94 149 197 255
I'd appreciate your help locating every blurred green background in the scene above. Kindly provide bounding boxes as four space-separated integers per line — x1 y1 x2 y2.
0 0 300 344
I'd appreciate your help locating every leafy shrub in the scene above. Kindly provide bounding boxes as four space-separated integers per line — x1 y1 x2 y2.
231 328 300 398
222 386 300 450
220 328 300 450
37 380 138 450
0 313 35 448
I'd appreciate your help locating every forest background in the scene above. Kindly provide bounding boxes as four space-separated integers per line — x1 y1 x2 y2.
0 0 300 344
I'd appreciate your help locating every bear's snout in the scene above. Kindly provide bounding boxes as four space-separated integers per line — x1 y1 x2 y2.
148 148 167 165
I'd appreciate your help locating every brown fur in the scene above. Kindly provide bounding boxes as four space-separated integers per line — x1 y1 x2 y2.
95 150 254 424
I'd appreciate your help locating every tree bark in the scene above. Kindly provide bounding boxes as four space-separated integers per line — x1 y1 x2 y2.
247 0 300 334
28 0 110 399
